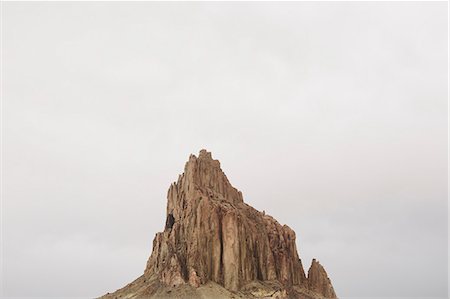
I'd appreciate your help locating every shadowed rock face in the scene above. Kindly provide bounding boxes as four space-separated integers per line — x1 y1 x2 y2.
100 150 337 299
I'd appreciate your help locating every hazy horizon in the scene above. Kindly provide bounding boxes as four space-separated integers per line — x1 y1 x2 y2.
2 2 448 298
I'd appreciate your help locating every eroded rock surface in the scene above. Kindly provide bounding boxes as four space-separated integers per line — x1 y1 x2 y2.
100 150 338 299
307 259 337 299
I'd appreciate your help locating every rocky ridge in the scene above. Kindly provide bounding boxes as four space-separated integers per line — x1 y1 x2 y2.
100 150 337 299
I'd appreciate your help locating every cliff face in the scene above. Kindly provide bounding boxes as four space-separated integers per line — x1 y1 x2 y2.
101 150 337 299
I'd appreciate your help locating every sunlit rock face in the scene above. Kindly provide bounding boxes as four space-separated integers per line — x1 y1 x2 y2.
100 150 338 299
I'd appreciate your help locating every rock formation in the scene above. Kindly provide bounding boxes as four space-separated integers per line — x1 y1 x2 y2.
100 150 337 299
307 259 337 299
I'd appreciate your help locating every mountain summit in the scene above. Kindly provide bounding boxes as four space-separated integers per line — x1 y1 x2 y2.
100 150 337 299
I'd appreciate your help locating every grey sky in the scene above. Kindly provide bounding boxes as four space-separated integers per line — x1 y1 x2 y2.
2 2 448 298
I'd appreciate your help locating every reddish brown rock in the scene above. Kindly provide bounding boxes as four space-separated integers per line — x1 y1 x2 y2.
100 150 338 299
307 259 337 299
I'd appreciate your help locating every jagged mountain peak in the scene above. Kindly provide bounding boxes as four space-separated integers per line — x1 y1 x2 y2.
100 150 337 299
174 149 242 206
307 259 337 299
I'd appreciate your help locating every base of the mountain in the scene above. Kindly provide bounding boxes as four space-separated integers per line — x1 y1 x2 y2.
100 274 335 299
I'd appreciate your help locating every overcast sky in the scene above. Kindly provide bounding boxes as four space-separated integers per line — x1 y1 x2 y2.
2 2 448 298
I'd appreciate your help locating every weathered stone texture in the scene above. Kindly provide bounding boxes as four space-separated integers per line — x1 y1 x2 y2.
307 259 337 299
101 150 337 299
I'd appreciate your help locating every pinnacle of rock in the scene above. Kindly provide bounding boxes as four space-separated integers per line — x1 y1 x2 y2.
100 150 338 299
170 149 243 211
307 259 337 299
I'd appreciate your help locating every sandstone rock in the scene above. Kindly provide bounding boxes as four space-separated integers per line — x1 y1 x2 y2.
100 150 337 299
307 259 337 299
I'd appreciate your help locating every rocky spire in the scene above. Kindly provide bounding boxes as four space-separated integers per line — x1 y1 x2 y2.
307 259 337 298
166 149 243 216
101 150 338 299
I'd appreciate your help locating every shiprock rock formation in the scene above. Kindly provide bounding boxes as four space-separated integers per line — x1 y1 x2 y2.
100 150 337 299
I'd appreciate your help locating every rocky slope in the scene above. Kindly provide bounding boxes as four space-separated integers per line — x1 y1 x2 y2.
100 150 337 299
